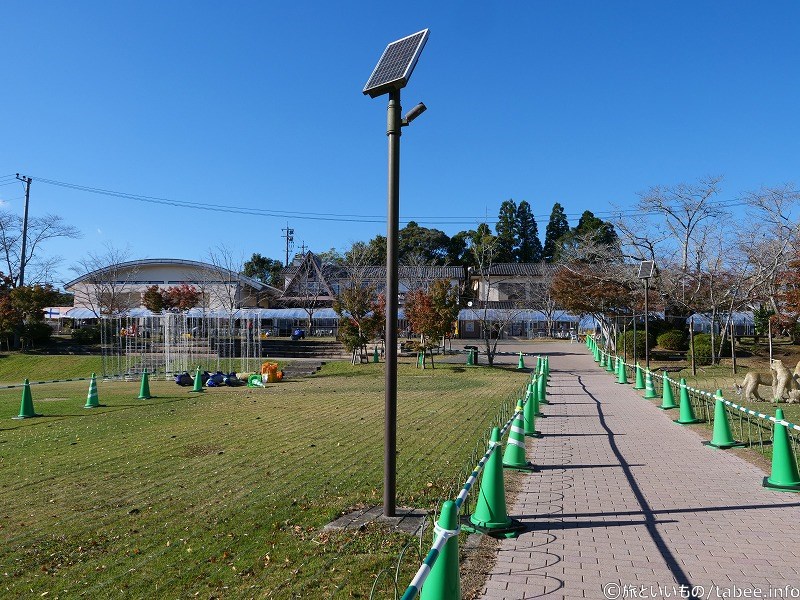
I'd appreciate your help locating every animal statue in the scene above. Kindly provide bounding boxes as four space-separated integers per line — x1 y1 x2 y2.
787 390 800 404
771 359 799 402
793 361 800 389
734 371 773 402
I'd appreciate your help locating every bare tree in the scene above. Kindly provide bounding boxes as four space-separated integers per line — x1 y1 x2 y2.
529 267 568 337
465 231 525 366
205 245 245 312
0 211 81 287
69 244 139 316
737 184 800 313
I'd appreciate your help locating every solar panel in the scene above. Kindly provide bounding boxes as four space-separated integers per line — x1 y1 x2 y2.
363 29 429 98
638 260 655 278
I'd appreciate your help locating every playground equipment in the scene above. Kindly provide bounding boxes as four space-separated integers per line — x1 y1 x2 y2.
100 312 264 380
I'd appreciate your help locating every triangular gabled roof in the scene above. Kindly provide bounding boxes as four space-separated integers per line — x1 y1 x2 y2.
281 252 337 299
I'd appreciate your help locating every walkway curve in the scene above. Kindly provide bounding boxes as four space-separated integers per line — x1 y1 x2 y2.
479 342 800 600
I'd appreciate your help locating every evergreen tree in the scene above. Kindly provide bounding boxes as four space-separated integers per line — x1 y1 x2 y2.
559 210 620 261
543 202 570 262
574 210 618 247
515 200 542 262
494 199 517 263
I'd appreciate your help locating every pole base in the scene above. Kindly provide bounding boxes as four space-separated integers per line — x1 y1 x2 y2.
763 476 800 492
674 418 703 425
703 440 746 450
83 404 105 409
12 413 41 420
658 405 677 410
503 461 538 472
138 395 152 400
462 514 526 539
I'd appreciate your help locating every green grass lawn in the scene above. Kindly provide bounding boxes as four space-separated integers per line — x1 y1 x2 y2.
0 354 104 385
643 358 800 426
0 356 528 598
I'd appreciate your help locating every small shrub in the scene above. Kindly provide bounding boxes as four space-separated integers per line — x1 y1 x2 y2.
619 330 654 358
690 333 731 365
72 326 101 344
657 329 688 351
23 322 53 347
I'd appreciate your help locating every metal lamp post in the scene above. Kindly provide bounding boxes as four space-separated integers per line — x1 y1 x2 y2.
638 260 655 370
363 29 429 517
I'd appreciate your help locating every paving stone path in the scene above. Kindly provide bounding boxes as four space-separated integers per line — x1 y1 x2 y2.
479 342 800 600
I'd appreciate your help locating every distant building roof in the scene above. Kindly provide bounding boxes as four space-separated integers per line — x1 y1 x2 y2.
65 258 279 294
482 263 551 277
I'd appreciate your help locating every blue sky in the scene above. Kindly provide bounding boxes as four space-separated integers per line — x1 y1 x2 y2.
2 1 798 288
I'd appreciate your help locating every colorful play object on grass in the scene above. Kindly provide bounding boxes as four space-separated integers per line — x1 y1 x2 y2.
261 361 283 383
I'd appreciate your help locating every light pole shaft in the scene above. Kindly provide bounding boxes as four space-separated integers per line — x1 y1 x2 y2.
384 90 401 517
644 278 650 369
17 175 31 287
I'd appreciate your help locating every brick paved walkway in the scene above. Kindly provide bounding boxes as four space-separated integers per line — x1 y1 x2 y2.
479 343 800 600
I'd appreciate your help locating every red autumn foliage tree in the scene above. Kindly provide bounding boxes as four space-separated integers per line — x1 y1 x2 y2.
550 263 635 345
142 284 201 313
774 251 800 342
404 279 460 369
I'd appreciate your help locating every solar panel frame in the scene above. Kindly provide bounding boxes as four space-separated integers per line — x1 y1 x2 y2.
363 29 429 98
638 260 655 279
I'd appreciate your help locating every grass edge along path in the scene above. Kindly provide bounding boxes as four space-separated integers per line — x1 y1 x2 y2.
0 358 528 598
595 345 800 466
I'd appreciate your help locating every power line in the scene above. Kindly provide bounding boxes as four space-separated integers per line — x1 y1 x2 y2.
28 174 757 227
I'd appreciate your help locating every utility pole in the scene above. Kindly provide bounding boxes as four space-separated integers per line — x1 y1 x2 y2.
299 241 308 255
15 174 32 287
281 224 294 266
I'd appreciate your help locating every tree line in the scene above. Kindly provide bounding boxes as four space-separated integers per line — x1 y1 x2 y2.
242 200 618 285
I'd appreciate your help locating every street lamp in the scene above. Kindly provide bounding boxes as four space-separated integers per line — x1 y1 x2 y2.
638 260 655 369
363 29 429 518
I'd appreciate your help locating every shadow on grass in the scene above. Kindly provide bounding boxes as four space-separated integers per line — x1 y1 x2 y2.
1 395 197 431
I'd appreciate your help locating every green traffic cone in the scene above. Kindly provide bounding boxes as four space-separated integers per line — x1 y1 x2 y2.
191 367 204 392
599 352 606 368
524 393 541 438
606 355 616 373
503 403 536 471
420 500 460 600
13 379 39 419
674 378 701 424
763 408 800 491
466 348 474 366
467 428 523 537
593 347 600 362
544 356 550 380
537 372 548 405
517 352 525 370
704 393 745 449
84 373 100 408
616 359 629 384
530 380 542 416
659 372 677 410
138 368 152 400
535 355 542 374
633 364 645 390
372 346 379 363
644 370 657 399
